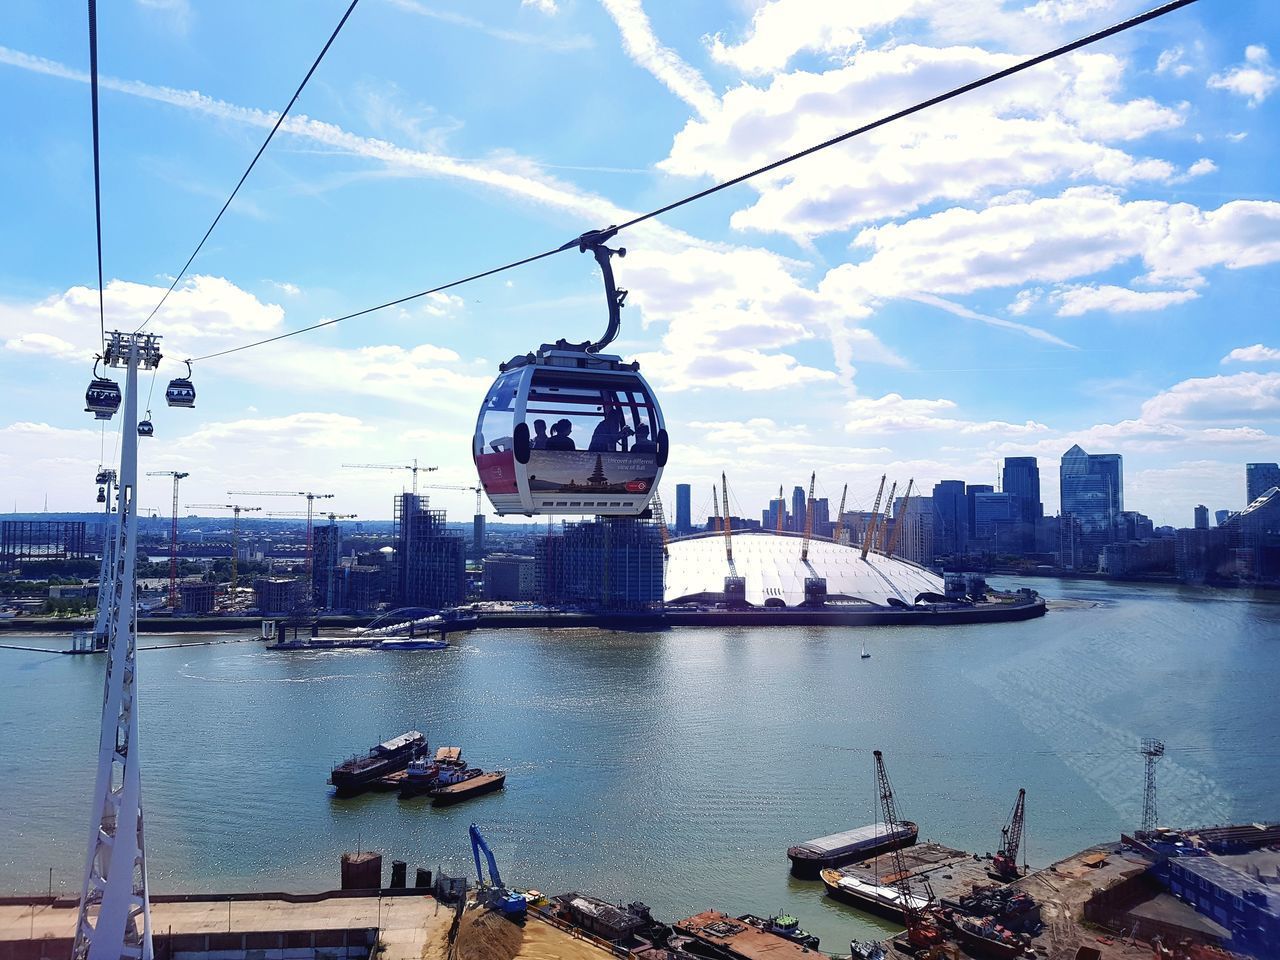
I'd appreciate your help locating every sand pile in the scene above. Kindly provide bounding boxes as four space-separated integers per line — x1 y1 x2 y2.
452 907 524 960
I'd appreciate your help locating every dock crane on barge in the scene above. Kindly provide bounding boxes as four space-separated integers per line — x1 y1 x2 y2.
874 750 943 950
993 788 1027 881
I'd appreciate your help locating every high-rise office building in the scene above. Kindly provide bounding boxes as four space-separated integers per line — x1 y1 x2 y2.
1246 463 1280 505
312 523 342 608
932 480 967 557
892 496 934 563
966 484 994 537
534 517 663 610
675 483 692 535
1060 445 1123 569
1002 457 1042 523
1215 509 1231 527
763 497 787 532
791 486 807 534
395 493 466 608
1194 504 1209 530
809 497 831 537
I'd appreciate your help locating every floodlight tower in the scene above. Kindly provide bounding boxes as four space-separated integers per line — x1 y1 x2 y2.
74 331 164 960
1140 737 1165 833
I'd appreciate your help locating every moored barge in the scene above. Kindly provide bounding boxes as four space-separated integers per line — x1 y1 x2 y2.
819 868 930 923
788 821 917 877
329 731 426 794
430 769 506 805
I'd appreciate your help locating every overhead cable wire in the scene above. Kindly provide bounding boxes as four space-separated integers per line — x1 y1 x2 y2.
189 0 1198 365
87 0 106 354
135 0 361 335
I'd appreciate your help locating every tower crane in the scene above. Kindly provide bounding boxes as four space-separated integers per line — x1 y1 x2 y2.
861 475 886 560
420 483 484 516
833 483 849 545
800 471 816 562
185 503 262 596
885 478 914 559
228 490 334 582
342 459 437 495
873 750 943 949
146 470 189 609
993 788 1027 881
420 483 486 557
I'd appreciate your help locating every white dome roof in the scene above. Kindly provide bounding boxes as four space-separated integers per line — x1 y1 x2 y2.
665 530 945 607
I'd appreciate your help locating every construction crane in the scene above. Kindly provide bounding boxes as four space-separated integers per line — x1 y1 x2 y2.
228 490 334 582
468 823 527 920
721 472 733 563
885 478 915 559
873 750 943 949
146 470 189 609
185 503 262 595
342 459 437 495
651 493 670 560
861 475 887 560
421 483 483 517
993 788 1027 881
833 483 849 545
801 472 817 562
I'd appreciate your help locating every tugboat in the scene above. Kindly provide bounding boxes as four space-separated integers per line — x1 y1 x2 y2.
849 940 885 960
399 746 467 797
737 914 819 949
329 731 427 794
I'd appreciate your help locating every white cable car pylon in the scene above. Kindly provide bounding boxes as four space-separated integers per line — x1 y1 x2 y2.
74 331 190 960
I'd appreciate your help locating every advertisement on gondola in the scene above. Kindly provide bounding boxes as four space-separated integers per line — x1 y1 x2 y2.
526 450 657 497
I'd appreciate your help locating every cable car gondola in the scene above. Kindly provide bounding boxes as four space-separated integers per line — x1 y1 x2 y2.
473 228 668 517
165 360 196 408
97 486 106 504
84 360 122 420
137 411 154 438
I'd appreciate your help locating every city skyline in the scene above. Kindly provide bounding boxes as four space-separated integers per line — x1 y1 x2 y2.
1 2 1279 527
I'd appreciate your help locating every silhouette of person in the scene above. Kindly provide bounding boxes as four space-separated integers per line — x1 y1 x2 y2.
531 419 549 450
547 419 576 451
590 409 633 452
631 422 657 454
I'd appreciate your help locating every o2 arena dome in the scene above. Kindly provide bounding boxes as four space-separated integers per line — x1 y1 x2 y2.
665 530 946 608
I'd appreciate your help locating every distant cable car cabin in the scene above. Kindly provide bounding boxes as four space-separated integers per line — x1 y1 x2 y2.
137 413 154 438
97 486 106 503
473 229 667 517
85 365 122 420
166 360 196 408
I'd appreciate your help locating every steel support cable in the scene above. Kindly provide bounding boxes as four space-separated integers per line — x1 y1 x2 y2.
135 0 361 335
87 0 106 354
189 0 1198 365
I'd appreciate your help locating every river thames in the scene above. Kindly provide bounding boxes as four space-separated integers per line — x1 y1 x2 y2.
2 577 1277 946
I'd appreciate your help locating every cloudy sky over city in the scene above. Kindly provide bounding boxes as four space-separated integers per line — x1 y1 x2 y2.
1 0 1277 526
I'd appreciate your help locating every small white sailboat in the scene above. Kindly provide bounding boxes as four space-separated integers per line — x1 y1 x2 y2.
860 641 871 659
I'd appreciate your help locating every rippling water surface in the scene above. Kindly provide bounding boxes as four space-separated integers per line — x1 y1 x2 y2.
2 578 1278 946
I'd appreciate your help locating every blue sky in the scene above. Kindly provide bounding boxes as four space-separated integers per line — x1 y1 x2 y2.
1 0 1278 526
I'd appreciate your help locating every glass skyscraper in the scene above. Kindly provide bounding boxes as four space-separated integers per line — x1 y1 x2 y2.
675 483 691 535
1059 444 1123 569
1246 463 1280 506
931 480 967 556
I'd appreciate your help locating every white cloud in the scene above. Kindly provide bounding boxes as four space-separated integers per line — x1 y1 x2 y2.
3 332 82 359
843 392 1050 435
1052 284 1199 317
522 0 558 13
1140 371 1280 422
599 0 719 117
1021 0 1110 25
1221 344 1280 364
1008 289 1042 316
384 0 591 51
662 46 1183 237
1208 45 1279 107
822 187 1280 303
1226 131 1248 142
267 280 301 297
1155 46 1192 78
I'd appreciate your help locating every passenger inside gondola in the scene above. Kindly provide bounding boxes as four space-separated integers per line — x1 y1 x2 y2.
631 423 657 454
531 419 549 450
546 419 575 450
589 408 633 453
